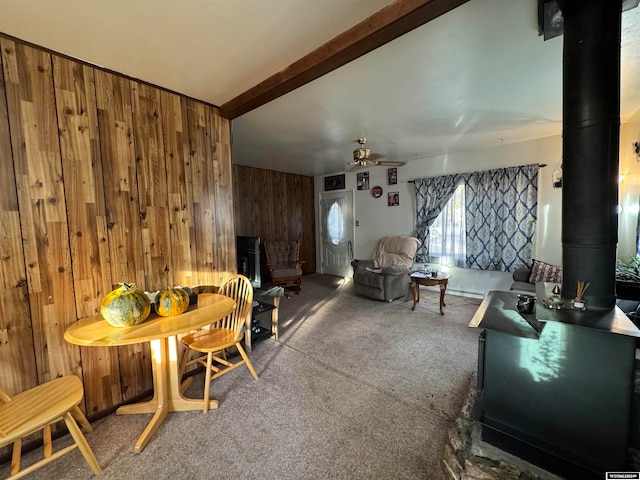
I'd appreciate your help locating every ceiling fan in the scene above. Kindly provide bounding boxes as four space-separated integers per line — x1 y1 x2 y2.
347 138 406 169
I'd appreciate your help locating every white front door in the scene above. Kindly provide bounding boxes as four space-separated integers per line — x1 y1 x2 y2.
320 190 354 277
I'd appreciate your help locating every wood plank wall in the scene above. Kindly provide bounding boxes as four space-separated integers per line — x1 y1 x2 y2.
232 165 316 275
0 38 236 423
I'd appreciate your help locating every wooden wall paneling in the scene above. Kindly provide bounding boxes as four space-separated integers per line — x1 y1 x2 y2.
233 167 243 234
265 170 279 241
231 166 242 235
301 176 316 273
186 99 218 287
255 170 271 238
94 69 151 399
233 166 245 234
1 40 81 384
0 35 238 414
254 169 273 283
234 165 265 236
0 40 38 397
206 106 222 279
247 169 261 236
232 165 262 279
131 82 172 291
250 168 264 236
52 55 122 413
290 174 314 274
161 91 196 288
286 173 309 273
253 168 269 238
285 173 312 273
246 166 261 235
52 58 111 318
210 109 235 279
231 165 316 275
160 92 195 369
232 165 258 237
286 174 302 239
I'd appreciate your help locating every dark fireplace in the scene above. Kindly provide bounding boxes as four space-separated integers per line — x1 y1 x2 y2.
470 1 640 478
236 236 262 289
472 288 637 478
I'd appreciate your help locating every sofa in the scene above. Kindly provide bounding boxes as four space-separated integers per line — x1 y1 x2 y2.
510 259 563 294
351 236 420 301
511 266 536 293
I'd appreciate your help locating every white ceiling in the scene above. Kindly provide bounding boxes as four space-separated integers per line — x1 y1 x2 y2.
1 0 639 177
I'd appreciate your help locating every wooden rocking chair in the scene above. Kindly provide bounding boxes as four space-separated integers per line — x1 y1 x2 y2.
263 239 304 295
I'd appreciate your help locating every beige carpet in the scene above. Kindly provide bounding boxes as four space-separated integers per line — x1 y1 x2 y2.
0 274 482 480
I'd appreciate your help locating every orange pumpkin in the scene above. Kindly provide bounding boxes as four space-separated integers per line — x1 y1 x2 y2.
154 287 190 317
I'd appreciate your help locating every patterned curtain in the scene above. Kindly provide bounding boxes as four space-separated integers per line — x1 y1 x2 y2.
413 174 465 263
465 164 538 271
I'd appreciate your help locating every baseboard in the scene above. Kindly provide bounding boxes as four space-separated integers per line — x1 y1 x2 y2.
418 284 485 299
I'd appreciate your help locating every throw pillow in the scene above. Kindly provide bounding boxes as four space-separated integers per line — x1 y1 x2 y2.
528 259 563 284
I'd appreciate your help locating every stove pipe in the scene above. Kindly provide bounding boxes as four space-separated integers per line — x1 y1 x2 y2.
558 0 621 310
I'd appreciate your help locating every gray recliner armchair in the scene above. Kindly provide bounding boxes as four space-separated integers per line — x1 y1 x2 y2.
351 236 420 301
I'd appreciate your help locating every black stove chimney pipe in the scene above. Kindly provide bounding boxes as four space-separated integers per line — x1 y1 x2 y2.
558 0 621 310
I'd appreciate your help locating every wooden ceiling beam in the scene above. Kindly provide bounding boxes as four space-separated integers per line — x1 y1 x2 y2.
219 0 469 119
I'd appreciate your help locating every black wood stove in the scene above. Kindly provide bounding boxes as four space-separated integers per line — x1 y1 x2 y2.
469 1 640 476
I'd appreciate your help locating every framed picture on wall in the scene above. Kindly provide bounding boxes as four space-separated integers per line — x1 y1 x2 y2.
357 172 370 190
387 168 397 185
324 174 345 191
388 191 399 206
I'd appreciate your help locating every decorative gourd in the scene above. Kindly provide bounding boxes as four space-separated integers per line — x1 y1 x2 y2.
154 287 190 317
100 283 151 328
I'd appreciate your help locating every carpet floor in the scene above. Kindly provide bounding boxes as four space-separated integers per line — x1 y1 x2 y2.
0 274 482 480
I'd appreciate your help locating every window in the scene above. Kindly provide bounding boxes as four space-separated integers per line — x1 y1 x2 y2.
326 201 345 246
428 184 466 267
414 164 538 271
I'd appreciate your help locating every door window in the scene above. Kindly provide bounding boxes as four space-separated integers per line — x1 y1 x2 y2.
327 201 344 246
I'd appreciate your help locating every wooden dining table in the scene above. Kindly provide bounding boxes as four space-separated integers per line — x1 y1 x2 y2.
64 293 234 454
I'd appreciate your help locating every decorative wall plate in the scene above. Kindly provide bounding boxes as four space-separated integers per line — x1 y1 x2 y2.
371 185 383 198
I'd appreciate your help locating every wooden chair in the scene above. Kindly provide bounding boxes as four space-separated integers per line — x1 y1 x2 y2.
179 274 259 413
0 375 102 479
264 239 304 295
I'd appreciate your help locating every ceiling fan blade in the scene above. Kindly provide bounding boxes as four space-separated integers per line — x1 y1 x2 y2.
374 160 406 167
347 161 370 171
368 153 385 161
